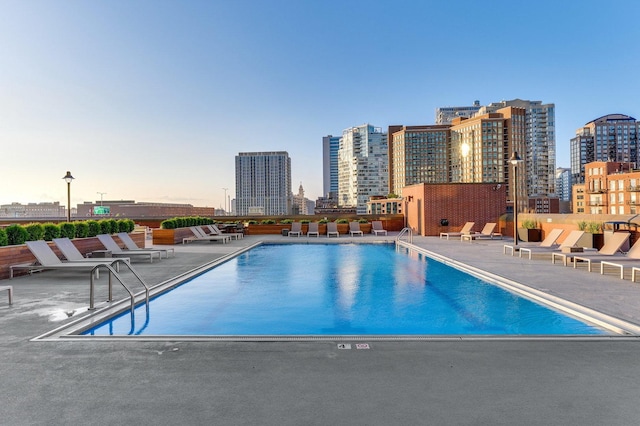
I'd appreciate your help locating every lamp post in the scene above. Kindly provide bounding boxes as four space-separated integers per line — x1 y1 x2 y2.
509 152 523 247
62 171 75 222
222 187 228 216
97 192 106 206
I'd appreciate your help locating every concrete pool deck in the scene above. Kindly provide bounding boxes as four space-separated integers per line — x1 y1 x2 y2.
2 234 640 424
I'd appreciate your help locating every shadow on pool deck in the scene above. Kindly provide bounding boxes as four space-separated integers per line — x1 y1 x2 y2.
2 235 640 425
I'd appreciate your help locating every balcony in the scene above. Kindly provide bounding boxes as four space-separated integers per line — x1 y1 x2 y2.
586 188 607 194
627 186 640 192
587 201 606 207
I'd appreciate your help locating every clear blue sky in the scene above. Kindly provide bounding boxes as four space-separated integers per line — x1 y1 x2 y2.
2 0 639 210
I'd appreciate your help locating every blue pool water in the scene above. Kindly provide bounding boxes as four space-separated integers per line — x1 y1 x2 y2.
84 244 608 336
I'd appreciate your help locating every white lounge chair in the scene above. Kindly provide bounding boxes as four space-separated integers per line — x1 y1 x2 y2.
207 224 243 240
307 222 319 237
288 222 302 237
116 232 174 258
0 285 13 304
597 238 640 279
503 228 565 256
183 227 231 244
327 222 339 238
10 240 128 279
349 222 363 237
571 232 631 273
371 221 387 236
439 222 474 240
97 234 163 263
53 237 130 269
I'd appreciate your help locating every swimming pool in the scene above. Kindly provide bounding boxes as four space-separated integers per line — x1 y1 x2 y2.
82 243 611 337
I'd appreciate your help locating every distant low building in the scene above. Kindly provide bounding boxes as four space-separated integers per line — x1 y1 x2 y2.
76 200 216 218
0 201 67 218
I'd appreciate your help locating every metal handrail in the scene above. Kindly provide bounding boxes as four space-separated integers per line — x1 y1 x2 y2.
396 227 413 243
89 260 150 312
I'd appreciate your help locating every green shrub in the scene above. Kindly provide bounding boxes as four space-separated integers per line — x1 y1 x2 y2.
247 220 258 225
0 228 7 246
161 219 177 229
301 219 310 224
25 223 45 241
59 222 76 239
318 218 329 224
107 219 118 234
521 219 538 229
86 220 101 237
117 219 131 233
260 219 276 224
99 220 112 234
586 222 602 234
6 224 29 245
43 223 61 241
75 221 89 238
336 218 349 224
576 221 587 231
280 219 293 224
358 218 368 223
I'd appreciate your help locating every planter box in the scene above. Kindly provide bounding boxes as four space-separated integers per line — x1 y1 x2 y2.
576 233 605 250
517 228 542 242
152 227 196 245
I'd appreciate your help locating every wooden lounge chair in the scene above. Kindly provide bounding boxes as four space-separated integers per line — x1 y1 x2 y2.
10 240 128 279
571 232 631 273
97 234 163 263
288 222 302 237
349 222 363 237
439 222 474 240
116 232 174 258
462 223 501 241
327 222 339 238
183 227 231 244
371 221 387 236
307 222 319 237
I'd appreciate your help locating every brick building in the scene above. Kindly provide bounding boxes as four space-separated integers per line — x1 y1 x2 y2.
401 183 507 236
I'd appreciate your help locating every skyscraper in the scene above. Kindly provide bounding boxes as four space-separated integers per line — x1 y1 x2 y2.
235 151 292 216
570 114 639 185
322 135 340 196
338 124 389 214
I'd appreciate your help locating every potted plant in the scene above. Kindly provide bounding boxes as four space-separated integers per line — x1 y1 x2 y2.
517 219 542 242
577 221 604 249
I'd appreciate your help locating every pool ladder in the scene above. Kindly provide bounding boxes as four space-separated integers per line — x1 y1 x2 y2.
396 227 413 243
89 261 150 313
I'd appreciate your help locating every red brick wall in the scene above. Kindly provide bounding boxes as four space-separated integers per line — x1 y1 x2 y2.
403 183 507 236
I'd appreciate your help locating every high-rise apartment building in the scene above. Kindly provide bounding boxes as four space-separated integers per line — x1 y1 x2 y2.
435 99 556 198
570 114 640 185
555 167 572 201
338 124 389 214
435 100 482 124
388 125 450 195
322 135 340 196
235 151 292 216
480 99 556 197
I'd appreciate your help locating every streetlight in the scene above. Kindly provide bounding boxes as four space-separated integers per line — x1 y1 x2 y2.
222 187 228 216
97 192 107 206
62 171 74 222
509 152 523 247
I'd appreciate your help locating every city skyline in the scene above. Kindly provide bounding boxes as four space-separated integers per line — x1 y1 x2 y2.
2 0 639 209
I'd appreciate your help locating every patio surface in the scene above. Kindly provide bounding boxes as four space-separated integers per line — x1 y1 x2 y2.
2 234 640 425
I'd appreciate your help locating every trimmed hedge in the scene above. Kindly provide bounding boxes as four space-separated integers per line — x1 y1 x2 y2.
161 216 213 229
0 218 138 246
